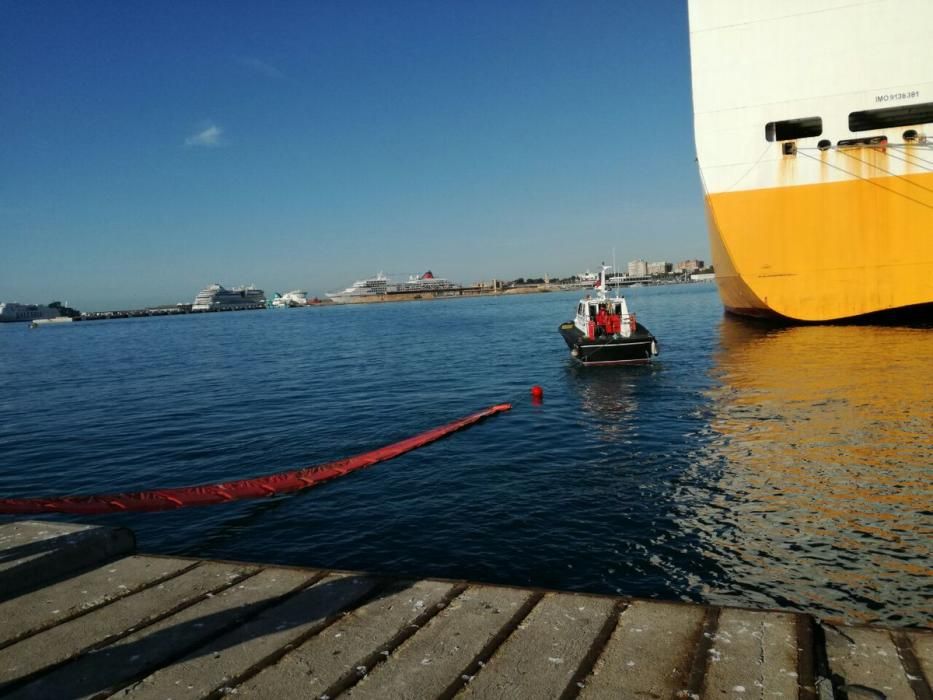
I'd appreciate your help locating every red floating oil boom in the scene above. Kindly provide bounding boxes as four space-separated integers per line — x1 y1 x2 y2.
0 403 511 515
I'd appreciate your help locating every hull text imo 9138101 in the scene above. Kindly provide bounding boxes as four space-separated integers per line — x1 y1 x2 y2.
558 265 659 366
688 0 933 322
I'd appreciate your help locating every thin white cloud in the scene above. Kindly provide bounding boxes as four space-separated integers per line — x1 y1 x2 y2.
238 57 284 79
184 123 224 148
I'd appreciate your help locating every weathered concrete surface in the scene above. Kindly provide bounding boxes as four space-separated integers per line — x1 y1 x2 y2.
0 561 256 688
580 600 706 699
703 609 800 699
824 624 916 700
909 631 933 690
112 572 377 700
0 520 134 600
346 585 531 699
7 566 311 700
0 555 193 648
0 521 929 700
237 579 454 699
458 593 615 699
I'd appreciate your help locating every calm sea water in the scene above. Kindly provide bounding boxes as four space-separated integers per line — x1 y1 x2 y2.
1 285 930 626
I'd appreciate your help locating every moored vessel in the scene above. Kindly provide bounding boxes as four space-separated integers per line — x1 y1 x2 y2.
271 290 309 308
688 0 933 322
0 302 62 323
390 270 459 294
326 270 463 303
558 265 659 366
326 273 389 303
191 284 266 311
29 317 74 328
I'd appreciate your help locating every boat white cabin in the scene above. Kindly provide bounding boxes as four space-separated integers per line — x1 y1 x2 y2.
559 264 659 366
572 266 637 339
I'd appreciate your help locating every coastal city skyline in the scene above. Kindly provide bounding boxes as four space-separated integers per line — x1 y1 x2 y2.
2 2 705 311
0 252 711 318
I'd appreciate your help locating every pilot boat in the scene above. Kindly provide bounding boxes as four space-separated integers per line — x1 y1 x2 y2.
558 265 659 366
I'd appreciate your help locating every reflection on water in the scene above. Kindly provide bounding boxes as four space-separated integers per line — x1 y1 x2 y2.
681 316 932 624
564 365 646 443
2 288 928 627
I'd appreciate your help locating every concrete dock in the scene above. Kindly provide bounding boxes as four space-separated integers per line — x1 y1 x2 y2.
0 520 929 699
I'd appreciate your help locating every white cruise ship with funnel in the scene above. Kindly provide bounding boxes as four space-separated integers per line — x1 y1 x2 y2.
326 271 460 303
192 284 266 311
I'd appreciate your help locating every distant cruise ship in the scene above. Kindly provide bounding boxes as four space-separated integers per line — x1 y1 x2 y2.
326 271 460 303
390 271 459 294
191 284 266 311
0 302 62 323
326 273 389 302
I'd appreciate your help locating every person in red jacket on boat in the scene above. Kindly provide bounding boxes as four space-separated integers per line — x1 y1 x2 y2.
607 305 621 334
595 304 609 336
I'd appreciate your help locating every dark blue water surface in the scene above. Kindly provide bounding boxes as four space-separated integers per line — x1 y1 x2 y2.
1 285 930 626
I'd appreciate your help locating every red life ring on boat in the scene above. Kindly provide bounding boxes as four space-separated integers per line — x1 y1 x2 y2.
629 313 637 332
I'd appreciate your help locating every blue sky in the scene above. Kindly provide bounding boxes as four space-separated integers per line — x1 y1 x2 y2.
1 1 705 310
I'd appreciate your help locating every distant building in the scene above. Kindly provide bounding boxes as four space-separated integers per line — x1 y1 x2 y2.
628 259 648 277
674 259 705 273
0 302 62 323
647 261 671 275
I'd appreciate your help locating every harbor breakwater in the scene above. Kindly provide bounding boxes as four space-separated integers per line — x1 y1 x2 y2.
74 285 543 320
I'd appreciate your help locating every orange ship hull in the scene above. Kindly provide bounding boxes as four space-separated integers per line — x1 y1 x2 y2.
705 164 933 322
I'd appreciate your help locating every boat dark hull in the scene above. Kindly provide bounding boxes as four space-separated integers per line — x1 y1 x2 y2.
558 322 658 366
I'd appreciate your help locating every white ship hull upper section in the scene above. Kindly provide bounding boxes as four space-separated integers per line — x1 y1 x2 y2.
688 0 933 321
689 0 933 195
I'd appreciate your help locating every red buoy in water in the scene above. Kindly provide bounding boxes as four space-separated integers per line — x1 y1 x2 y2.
530 385 543 404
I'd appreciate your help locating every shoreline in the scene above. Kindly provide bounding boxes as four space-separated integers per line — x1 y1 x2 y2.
47 278 718 320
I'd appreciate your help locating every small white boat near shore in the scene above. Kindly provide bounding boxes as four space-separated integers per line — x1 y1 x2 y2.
271 290 309 308
29 317 75 328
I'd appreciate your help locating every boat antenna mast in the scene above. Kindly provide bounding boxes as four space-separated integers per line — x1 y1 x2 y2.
612 247 619 296
597 262 611 300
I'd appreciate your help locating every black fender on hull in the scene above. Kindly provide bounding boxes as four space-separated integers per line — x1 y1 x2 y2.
558 321 659 366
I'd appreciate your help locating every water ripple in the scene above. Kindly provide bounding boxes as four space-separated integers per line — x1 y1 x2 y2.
0 286 929 625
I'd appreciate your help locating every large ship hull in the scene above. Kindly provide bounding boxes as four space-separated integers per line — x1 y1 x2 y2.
706 169 933 321
689 0 933 322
